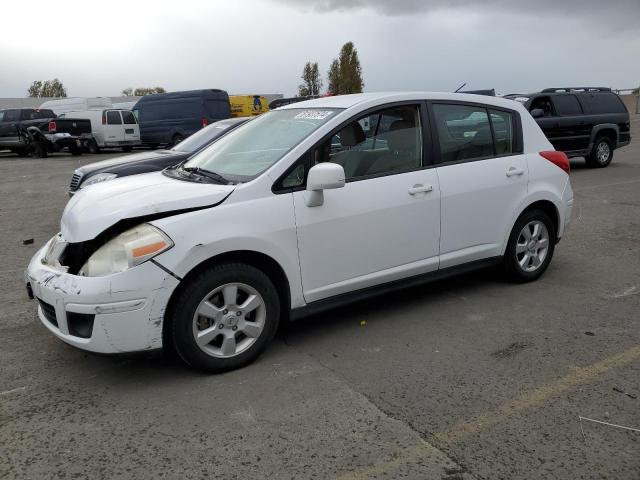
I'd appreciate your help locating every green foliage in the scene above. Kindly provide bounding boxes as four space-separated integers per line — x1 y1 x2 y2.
122 87 166 96
27 79 67 98
298 62 323 97
327 42 364 95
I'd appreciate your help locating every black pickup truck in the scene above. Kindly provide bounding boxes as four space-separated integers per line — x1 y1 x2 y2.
0 108 93 157
505 87 631 168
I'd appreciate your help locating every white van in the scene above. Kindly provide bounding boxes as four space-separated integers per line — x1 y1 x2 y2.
39 97 113 115
59 109 140 152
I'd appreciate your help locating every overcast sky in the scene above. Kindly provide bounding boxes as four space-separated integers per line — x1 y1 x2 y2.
1 0 638 98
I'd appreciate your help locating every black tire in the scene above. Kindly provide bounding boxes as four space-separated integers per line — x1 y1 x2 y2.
87 140 100 154
585 136 614 168
170 262 280 372
69 144 82 156
121 146 133 152
29 141 47 158
171 134 184 147
504 209 556 283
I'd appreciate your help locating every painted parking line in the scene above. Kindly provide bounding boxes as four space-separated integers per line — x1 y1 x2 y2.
337 344 640 480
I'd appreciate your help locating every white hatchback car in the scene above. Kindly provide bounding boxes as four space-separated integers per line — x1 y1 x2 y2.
26 92 574 372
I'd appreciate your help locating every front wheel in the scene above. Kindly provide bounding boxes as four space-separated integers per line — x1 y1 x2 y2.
87 139 100 154
171 134 184 147
504 210 556 283
69 144 82 156
585 136 613 168
170 263 280 372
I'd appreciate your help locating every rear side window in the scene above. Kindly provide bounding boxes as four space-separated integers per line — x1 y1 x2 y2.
553 95 582 116
205 99 230 117
106 111 122 125
581 93 626 114
433 104 494 162
4 110 20 122
121 111 137 124
490 109 513 155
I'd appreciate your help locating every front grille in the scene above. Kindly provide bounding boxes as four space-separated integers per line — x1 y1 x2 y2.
37 299 58 328
69 172 82 191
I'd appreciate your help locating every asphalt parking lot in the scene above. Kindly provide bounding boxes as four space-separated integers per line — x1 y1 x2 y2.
1 119 639 480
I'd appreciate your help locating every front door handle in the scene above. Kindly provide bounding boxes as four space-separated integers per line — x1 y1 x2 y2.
506 167 525 177
408 184 433 195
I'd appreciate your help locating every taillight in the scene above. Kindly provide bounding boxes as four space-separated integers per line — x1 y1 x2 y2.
48 121 57 133
201 118 209 127
101 114 106 125
540 151 570 174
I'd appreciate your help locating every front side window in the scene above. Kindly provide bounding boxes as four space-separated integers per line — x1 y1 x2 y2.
329 105 423 179
183 108 340 182
529 96 554 117
106 110 122 125
553 95 582 116
433 104 493 162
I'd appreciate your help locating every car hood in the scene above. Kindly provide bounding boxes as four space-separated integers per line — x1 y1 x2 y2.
77 150 181 173
61 171 235 242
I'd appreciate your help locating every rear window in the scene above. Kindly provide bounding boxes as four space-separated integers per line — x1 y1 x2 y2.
553 95 582 116
106 111 122 125
121 111 137 124
581 93 627 114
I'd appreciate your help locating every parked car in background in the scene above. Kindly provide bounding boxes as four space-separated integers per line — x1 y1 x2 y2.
39 97 113 115
59 109 140 153
27 92 573 373
68 117 249 194
229 95 269 117
0 108 92 157
133 89 231 148
506 87 631 167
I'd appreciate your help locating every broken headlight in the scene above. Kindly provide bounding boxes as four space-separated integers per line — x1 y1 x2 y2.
79 224 173 277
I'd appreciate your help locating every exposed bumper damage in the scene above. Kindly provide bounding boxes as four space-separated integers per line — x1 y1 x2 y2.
25 236 180 354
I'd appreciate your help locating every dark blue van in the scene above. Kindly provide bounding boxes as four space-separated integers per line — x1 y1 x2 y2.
133 89 231 147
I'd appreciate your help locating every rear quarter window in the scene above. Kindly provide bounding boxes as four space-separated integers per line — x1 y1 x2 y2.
581 93 627 114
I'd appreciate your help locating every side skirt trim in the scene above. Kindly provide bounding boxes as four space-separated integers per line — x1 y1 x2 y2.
290 256 502 321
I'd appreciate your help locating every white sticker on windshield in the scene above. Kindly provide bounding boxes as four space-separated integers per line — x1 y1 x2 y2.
294 110 334 120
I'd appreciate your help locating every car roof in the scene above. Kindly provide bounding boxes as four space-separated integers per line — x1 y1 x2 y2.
277 92 521 111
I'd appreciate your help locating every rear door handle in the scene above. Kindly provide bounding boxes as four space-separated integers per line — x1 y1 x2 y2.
506 167 525 177
408 184 433 195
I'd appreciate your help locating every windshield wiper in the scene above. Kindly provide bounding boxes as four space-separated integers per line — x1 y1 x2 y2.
181 166 229 185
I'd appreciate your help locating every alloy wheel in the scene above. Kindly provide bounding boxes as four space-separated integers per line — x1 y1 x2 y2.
515 220 549 273
596 141 610 164
192 282 266 358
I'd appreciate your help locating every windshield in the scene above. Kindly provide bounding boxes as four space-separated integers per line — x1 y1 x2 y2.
183 108 340 181
172 120 244 153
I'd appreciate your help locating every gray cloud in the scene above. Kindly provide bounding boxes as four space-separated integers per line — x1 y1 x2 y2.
273 0 640 27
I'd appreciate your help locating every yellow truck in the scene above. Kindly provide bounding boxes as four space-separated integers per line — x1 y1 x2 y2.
229 95 269 118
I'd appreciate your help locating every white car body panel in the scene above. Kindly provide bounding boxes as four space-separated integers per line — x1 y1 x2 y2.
26 91 573 355
61 171 235 242
292 169 440 303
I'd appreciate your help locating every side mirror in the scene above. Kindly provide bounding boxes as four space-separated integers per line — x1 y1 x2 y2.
305 163 345 207
530 108 544 119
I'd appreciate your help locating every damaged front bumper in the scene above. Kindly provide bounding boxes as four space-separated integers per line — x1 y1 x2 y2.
25 235 180 354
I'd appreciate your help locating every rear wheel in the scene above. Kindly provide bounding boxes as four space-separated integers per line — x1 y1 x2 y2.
171 134 184 147
171 263 280 372
87 139 100 154
29 141 47 158
585 136 613 168
504 210 556 283
69 144 82 156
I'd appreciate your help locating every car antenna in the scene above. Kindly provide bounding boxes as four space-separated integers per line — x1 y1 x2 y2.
453 82 467 93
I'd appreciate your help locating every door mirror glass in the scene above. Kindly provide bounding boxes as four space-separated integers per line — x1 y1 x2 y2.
530 108 544 118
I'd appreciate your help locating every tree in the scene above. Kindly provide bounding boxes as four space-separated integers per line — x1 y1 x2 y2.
326 42 364 95
298 62 323 97
121 88 134 96
27 78 67 98
133 87 166 96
